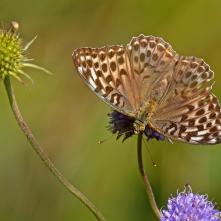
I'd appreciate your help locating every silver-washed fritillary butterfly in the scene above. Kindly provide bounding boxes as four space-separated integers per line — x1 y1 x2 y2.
72 34 221 144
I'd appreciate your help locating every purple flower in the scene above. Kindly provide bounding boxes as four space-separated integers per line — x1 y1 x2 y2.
108 110 165 142
161 187 221 221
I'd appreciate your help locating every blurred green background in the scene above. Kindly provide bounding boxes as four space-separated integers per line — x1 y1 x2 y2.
1 0 221 220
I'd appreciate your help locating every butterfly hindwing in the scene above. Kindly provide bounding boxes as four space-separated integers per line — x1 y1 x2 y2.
152 94 221 144
152 56 221 144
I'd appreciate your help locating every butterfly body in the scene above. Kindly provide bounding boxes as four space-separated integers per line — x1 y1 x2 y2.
73 34 221 144
133 99 157 133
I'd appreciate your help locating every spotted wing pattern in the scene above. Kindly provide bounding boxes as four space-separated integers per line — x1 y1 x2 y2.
72 46 137 116
152 56 221 144
73 35 178 113
127 35 178 106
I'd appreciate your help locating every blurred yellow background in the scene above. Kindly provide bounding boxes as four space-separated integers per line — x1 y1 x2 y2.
1 0 221 220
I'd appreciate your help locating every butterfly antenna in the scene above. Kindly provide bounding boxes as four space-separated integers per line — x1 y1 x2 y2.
118 129 134 136
97 134 113 144
167 137 174 144
144 139 157 167
97 129 134 144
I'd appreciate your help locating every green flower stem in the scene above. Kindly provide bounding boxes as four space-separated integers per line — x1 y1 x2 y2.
137 133 161 219
4 76 106 221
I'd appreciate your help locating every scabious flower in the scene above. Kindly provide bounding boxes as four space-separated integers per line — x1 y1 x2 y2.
0 21 50 83
108 110 165 142
161 187 221 221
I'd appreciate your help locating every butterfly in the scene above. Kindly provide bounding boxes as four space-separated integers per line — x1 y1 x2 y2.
72 34 221 144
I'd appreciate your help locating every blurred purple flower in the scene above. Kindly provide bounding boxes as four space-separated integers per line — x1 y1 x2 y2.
108 110 165 142
161 187 221 221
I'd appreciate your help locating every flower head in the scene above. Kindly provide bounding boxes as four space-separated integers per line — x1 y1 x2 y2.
161 186 221 221
0 21 51 83
108 110 165 142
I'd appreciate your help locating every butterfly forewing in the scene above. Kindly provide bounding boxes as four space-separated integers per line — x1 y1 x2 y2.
73 34 221 144
73 46 138 116
127 35 178 106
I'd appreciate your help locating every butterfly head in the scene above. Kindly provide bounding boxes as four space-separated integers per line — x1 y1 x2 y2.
133 120 146 134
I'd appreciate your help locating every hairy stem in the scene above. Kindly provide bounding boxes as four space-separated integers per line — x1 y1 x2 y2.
137 133 161 219
4 76 106 221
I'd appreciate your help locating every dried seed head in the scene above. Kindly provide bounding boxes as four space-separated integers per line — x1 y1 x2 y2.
11 21 19 31
0 22 51 83
0 25 24 81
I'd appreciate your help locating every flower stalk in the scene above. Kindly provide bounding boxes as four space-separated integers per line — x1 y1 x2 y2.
1 22 106 221
137 133 161 219
4 76 106 221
